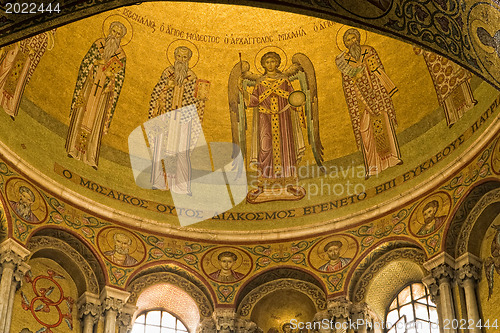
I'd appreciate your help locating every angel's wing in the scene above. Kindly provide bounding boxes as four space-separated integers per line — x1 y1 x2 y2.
287 53 324 168
227 60 258 175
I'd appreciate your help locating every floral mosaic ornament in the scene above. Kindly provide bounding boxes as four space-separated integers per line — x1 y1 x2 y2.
20 270 74 333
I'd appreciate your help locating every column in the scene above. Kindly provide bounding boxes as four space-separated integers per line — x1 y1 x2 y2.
327 296 352 333
0 239 31 333
100 286 130 333
78 292 101 333
456 253 482 333
117 303 138 333
423 275 443 333
424 253 457 333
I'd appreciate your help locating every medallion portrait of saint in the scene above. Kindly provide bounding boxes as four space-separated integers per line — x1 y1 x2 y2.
6 178 47 223
335 27 402 179
228 47 324 203
66 16 131 169
409 192 451 237
97 227 145 267
0 30 55 120
310 235 358 273
146 40 209 195
202 247 251 283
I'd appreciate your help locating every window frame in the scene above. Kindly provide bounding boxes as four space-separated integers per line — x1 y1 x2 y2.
132 308 190 333
384 282 438 333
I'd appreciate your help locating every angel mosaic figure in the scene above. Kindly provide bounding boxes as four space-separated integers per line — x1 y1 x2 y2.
228 50 323 204
484 224 500 299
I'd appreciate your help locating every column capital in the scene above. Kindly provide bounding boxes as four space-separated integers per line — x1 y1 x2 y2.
117 303 138 333
77 292 101 321
456 253 482 283
100 286 130 313
234 318 261 333
0 239 30 266
422 275 440 302
213 308 236 332
327 296 352 318
197 317 216 333
423 253 455 282
351 302 369 317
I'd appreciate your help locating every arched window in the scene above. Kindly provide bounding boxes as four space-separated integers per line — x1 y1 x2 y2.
385 283 439 333
132 310 190 333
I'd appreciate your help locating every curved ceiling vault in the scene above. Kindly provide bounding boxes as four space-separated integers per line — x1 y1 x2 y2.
0 1 499 242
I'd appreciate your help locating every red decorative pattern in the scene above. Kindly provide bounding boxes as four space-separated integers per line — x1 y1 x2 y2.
21 269 74 333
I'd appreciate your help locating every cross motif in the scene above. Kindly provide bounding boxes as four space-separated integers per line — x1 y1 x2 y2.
271 244 288 257
93 81 103 96
166 240 182 253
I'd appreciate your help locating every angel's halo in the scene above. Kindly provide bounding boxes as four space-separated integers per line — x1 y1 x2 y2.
254 46 288 74
335 25 368 52
166 39 200 68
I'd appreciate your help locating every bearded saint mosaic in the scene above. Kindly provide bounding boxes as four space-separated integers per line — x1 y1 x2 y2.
97 227 145 267
146 40 210 195
228 47 324 204
5 178 47 223
335 27 402 179
0 30 55 120
409 192 451 237
66 17 130 169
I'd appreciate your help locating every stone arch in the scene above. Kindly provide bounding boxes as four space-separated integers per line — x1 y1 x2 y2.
235 267 326 320
455 187 500 257
445 180 500 256
348 242 427 320
235 266 326 310
126 267 214 320
26 228 105 296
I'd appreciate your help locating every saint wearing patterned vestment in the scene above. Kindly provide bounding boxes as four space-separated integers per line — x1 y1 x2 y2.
147 46 209 195
0 31 55 119
414 48 477 127
66 21 127 169
336 28 402 179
